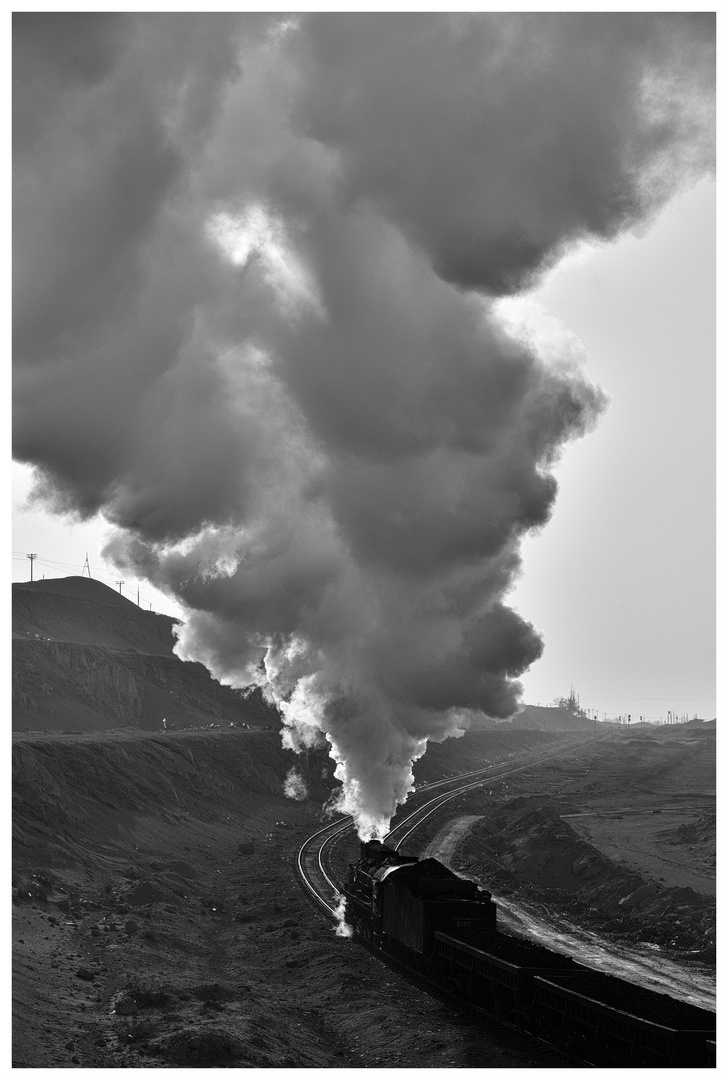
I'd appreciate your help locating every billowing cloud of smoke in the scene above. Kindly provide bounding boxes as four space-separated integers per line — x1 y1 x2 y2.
13 14 714 838
284 767 308 802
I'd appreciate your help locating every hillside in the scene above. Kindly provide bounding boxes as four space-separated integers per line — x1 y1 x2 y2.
511 704 596 733
12 722 713 1068
12 577 279 734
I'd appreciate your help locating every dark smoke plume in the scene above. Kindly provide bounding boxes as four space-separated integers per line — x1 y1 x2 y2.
13 13 714 836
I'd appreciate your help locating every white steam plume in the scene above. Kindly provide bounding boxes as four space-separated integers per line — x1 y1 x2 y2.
13 14 714 838
283 767 308 802
332 893 354 939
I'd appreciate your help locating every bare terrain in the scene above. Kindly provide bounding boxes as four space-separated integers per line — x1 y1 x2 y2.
409 727 716 960
13 728 582 1069
12 578 715 1067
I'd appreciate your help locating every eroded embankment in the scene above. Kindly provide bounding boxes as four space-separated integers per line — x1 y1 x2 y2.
13 730 303 871
12 728 568 1070
420 798 715 959
413 727 580 780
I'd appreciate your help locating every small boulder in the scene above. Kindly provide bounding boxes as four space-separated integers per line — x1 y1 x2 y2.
114 995 137 1016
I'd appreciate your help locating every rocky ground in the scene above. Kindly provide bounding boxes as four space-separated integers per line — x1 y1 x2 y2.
405 726 716 963
13 728 582 1069
13 724 715 1068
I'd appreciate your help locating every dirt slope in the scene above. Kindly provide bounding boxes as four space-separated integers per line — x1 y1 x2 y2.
13 577 178 653
511 704 596 732
13 577 279 734
13 727 573 1069
406 728 716 961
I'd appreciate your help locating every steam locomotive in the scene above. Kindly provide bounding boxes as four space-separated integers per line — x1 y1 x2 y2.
343 840 716 1068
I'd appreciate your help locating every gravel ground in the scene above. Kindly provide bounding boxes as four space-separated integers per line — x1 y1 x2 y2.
13 729 577 1068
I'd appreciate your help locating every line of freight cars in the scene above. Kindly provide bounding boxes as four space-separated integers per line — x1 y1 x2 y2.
343 840 716 1068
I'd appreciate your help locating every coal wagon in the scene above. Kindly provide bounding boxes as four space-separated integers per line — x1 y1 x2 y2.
342 840 716 1067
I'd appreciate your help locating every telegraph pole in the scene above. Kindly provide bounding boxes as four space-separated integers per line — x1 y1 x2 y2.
27 553 38 581
82 553 91 578
116 580 125 595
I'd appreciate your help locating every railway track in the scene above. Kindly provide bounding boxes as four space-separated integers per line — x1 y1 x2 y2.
295 732 612 915
295 816 352 919
294 731 714 1069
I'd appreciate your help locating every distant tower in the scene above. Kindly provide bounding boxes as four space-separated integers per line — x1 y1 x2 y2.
82 553 91 578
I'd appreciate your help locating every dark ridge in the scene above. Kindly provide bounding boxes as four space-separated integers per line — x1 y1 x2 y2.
12 575 280 734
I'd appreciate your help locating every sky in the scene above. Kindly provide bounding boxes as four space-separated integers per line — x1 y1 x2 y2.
508 178 716 723
11 12 716 835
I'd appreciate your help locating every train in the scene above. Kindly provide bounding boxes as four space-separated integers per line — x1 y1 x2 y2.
343 840 716 1068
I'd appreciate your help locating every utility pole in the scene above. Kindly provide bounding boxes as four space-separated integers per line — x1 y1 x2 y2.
116 580 125 595
26 553 38 581
137 585 140 606
82 553 91 578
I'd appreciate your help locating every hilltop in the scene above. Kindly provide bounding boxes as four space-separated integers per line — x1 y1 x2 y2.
12 577 278 734
511 703 596 733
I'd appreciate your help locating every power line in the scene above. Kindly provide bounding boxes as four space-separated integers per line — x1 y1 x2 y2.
528 693 714 702
12 553 181 618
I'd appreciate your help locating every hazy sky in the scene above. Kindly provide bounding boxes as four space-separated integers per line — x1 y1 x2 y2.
508 179 716 722
11 12 715 832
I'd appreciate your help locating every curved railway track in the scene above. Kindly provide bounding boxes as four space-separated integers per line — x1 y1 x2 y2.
295 816 352 918
294 731 714 1068
295 732 612 916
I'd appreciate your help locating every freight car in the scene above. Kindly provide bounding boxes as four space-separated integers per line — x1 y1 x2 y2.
342 841 716 1068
